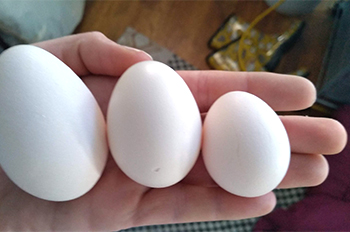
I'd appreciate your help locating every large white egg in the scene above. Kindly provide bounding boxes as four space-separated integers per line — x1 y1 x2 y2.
202 91 290 197
0 45 108 201
107 61 202 188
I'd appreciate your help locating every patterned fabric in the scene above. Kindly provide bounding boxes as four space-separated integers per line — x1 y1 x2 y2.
168 54 197 70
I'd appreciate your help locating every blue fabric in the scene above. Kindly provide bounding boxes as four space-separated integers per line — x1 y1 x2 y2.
319 66 350 106
317 2 350 108
0 1 85 46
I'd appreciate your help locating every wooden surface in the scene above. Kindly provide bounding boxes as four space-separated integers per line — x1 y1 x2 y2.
75 0 333 91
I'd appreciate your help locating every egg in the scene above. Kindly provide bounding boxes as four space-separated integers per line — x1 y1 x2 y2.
107 61 202 188
0 45 108 201
202 91 290 197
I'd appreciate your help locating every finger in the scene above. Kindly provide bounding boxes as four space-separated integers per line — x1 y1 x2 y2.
178 70 316 112
200 113 346 155
33 32 152 77
182 155 217 187
278 153 329 189
186 114 346 188
133 185 276 226
183 152 329 189
281 116 347 155
82 75 118 117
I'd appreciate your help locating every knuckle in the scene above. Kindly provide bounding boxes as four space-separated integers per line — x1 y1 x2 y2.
82 31 107 42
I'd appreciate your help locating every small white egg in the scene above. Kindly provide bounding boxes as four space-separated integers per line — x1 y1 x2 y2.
0 45 108 201
202 91 290 197
107 61 202 188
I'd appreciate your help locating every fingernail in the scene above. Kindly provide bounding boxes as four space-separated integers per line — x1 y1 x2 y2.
122 45 153 60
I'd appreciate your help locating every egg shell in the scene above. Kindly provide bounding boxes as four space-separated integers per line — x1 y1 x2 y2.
202 91 290 198
107 61 202 188
0 45 108 201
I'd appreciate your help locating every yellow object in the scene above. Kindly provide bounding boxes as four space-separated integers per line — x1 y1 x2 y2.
207 20 303 71
208 15 250 49
238 0 286 71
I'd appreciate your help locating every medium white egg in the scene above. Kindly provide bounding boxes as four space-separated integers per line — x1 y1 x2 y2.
0 45 108 201
107 61 202 188
202 91 290 197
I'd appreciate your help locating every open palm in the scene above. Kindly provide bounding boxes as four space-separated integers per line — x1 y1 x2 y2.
0 32 347 231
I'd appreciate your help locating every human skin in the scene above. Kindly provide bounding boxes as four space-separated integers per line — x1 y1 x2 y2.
0 32 347 231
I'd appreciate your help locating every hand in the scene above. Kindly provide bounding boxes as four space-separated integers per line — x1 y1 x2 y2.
0 32 347 231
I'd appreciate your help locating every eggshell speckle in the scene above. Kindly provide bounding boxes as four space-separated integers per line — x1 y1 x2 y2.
107 61 202 188
0 45 108 201
202 91 290 197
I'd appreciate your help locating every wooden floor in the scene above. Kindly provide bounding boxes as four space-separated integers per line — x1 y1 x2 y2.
75 0 333 95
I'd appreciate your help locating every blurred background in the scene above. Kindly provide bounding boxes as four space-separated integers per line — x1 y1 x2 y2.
74 1 331 88
1 0 347 116
1 0 350 231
